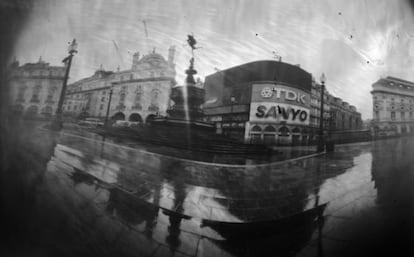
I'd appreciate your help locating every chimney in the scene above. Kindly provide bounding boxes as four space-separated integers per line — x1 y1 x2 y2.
132 52 140 69
168 46 175 66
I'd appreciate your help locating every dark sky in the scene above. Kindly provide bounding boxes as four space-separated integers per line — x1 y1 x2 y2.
12 0 414 118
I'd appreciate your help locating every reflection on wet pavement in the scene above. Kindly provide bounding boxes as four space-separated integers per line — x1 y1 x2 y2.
3 121 414 256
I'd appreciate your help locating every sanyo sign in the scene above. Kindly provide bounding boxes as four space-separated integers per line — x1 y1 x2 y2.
249 83 311 125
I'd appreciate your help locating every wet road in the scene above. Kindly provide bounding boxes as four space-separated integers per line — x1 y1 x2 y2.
1 121 414 257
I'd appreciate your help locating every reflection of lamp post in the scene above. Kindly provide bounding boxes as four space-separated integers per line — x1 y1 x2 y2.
51 39 78 130
104 84 114 128
317 73 326 152
229 96 236 137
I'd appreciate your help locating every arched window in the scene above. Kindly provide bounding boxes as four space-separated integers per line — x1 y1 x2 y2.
27 105 38 114
264 126 276 132
251 125 262 132
41 105 53 116
292 127 300 134
129 113 143 122
111 112 125 121
279 126 289 136
145 114 156 124
12 104 24 114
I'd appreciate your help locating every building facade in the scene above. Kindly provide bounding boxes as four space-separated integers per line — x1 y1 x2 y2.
309 79 331 136
371 76 414 137
63 47 176 123
203 60 364 145
203 60 313 145
329 97 362 131
7 57 66 118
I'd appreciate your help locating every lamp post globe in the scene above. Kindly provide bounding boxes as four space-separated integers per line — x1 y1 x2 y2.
317 73 326 152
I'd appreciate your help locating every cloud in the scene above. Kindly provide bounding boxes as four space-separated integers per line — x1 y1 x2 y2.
13 0 414 119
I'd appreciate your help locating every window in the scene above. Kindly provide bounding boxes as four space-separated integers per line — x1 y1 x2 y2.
16 86 26 102
410 112 413 120
101 97 105 102
30 84 41 102
401 112 405 120
133 88 142 109
391 111 396 120
151 89 159 103
99 104 104 110
120 93 126 102
46 86 57 103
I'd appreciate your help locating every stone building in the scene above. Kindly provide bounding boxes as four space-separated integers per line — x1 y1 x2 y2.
7 57 66 118
203 60 364 145
309 78 331 138
371 76 414 136
329 97 362 131
203 60 313 145
63 47 176 123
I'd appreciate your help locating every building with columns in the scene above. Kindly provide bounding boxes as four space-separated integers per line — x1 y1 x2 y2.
7 57 66 118
371 76 414 137
63 47 176 123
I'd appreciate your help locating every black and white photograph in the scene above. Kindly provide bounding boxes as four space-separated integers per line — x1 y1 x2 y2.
1 0 414 256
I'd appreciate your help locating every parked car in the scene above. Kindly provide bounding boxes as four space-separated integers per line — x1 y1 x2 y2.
78 118 104 127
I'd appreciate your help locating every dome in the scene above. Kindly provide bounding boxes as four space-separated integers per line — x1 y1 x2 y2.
140 51 167 66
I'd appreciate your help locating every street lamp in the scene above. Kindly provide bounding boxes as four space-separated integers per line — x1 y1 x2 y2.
104 84 114 128
317 73 326 152
51 39 78 130
229 96 236 137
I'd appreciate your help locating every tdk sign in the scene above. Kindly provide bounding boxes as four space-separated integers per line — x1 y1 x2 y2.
260 86 307 104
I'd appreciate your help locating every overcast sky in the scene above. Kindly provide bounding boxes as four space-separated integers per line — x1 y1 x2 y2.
12 0 414 119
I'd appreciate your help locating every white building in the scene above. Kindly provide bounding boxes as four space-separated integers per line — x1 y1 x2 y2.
64 47 176 124
7 57 66 118
371 76 414 136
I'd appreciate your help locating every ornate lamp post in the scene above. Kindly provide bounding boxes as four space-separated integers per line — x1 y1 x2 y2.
229 96 236 137
317 73 326 152
104 84 114 128
51 39 78 130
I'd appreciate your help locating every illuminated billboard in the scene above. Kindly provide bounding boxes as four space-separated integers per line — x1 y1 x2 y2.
249 84 311 125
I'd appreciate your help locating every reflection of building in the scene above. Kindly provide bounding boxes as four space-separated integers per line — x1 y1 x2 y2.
7 57 66 118
63 47 176 123
371 76 414 137
204 61 313 145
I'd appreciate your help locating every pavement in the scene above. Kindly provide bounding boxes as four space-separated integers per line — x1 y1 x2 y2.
1 120 414 257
